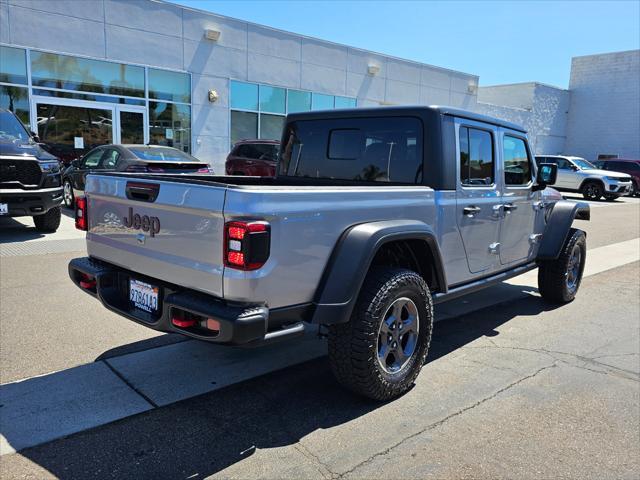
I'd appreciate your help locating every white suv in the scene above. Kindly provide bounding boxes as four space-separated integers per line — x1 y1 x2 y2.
535 155 633 201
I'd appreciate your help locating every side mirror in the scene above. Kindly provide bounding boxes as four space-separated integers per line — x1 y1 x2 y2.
570 164 579 171
71 158 81 168
30 131 41 143
533 163 557 191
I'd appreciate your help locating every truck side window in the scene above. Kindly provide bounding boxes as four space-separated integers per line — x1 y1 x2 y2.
459 126 494 186
503 136 532 185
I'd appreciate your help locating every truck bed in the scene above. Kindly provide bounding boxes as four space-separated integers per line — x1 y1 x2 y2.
84 172 455 309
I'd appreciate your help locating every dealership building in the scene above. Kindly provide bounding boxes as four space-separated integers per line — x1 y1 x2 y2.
1 0 638 171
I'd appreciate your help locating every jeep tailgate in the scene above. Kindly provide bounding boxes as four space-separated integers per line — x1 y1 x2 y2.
84 174 226 297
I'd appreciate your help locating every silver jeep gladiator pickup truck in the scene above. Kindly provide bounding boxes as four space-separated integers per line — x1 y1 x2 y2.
69 106 590 400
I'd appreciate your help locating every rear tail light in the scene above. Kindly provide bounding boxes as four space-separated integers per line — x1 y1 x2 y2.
75 196 88 231
224 220 270 270
197 167 214 173
147 166 165 173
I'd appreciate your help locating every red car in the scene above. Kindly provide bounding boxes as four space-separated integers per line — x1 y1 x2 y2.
594 158 640 196
225 139 280 176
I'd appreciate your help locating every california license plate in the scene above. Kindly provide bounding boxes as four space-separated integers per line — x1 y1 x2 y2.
129 279 159 313
0 203 8 215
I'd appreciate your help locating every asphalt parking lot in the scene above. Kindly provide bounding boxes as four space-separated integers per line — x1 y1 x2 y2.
0 196 639 479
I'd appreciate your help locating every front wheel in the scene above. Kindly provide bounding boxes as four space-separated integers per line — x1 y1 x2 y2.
33 206 61 233
538 228 586 303
63 179 74 208
328 268 433 401
581 181 603 201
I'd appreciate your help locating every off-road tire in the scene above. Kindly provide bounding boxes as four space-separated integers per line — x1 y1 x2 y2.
328 268 433 401
33 206 61 233
538 228 586 303
581 181 603 201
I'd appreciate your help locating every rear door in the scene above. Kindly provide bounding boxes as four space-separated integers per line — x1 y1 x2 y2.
455 120 503 274
499 131 540 265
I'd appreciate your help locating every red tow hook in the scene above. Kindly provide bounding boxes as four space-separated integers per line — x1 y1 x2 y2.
79 273 96 290
171 311 196 328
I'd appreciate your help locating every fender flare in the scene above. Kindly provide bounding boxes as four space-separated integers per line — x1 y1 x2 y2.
311 220 446 325
537 200 590 261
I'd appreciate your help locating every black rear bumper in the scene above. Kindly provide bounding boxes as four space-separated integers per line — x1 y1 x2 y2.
0 187 63 216
68 257 306 346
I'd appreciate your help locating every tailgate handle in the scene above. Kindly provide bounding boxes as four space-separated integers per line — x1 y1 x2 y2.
125 182 160 203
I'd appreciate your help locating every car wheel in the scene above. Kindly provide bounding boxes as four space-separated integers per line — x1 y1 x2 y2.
328 267 433 401
538 228 586 303
63 179 74 208
581 181 603 201
33 206 61 233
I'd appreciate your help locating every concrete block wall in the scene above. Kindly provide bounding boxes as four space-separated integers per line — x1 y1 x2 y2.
475 82 570 154
564 50 640 160
1 0 479 170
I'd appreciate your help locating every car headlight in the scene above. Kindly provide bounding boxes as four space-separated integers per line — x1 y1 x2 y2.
39 161 60 173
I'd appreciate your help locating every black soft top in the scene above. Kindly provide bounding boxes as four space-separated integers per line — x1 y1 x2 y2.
285 105 526 133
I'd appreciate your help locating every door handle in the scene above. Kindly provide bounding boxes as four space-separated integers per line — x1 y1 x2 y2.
463 206 481 217
503 203 518 213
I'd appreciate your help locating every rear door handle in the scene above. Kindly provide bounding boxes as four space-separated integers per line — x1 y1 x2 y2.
463 206 481 217
503 203 518 213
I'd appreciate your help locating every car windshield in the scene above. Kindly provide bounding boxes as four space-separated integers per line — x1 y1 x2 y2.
128 147 200 162
572 158 596 169
0 111 32 143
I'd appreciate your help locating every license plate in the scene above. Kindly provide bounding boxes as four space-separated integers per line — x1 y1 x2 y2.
0 203 7 215
129 279 159 313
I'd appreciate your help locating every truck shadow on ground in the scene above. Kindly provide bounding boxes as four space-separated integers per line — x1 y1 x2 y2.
0 217 45 242
17 288 561 480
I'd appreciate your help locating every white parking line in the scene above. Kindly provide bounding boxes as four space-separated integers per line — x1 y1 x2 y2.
1 238 638 455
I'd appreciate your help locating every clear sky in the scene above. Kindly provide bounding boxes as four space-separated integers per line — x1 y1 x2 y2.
169 0 639 88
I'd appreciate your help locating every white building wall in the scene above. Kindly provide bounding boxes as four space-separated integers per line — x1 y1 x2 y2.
475 83 570 155
564 50 640 160
1 0 479 170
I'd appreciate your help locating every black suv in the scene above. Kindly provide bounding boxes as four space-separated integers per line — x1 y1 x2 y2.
0 109 63 232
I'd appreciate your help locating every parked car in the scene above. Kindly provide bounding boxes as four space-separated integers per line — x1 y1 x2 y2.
62 144 212 208
0 109 63 232
69 106 589 401
225 139 280 176
535 155 633 201
593 158 640 197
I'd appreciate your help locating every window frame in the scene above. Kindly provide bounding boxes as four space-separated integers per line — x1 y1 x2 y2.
458 123 496 189
81 147 106 169
502 133 533 188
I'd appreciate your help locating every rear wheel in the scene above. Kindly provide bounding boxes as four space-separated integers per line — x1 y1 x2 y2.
538 228 586 303
328 268 433 401
581 181 603 201
33 206 61 233
63 179 74 208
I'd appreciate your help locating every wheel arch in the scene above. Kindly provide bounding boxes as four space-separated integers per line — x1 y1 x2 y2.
579 177 605 191
311 220 446 325
537 200 590 261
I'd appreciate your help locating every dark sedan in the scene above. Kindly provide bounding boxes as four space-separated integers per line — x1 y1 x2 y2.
62 144 212 208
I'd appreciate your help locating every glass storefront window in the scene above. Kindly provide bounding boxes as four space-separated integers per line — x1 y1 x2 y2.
32 88 145 106
287 89 311 113
230 81 258 111
260 114 285 140
311 93 334 110
36 103 113 161
1 85 30 128
230 111 257 146
259 85 285 114
0 46 27 85
149 68 191 103
335 96 357 109
149 102 191 153
31 51 145 98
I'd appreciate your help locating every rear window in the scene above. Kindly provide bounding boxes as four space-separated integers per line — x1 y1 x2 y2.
235 143 279 161
128 147 199 162
279 117 423 183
